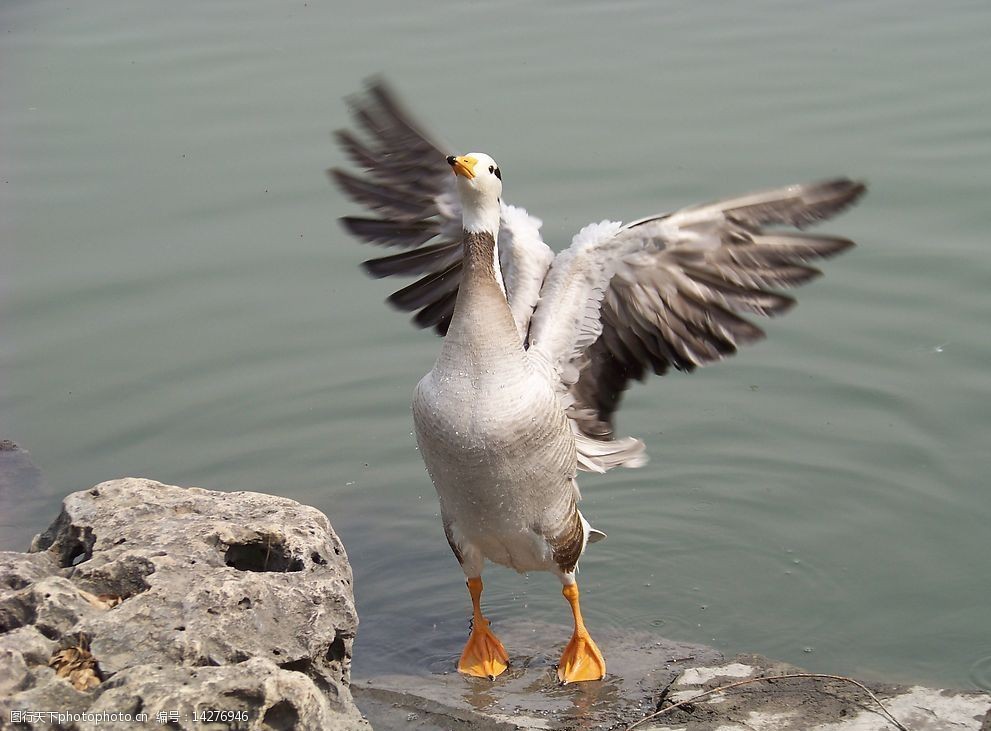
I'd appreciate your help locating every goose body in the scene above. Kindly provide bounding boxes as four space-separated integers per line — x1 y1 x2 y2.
332 81 866 682
413 229 582 578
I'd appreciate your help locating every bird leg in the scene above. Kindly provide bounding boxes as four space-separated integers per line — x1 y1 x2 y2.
457 577 509 679
557 582 606 683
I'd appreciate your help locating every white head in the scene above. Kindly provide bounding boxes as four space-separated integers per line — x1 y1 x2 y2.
446 152 502 234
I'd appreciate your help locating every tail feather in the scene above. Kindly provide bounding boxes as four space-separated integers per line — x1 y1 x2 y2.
574 429 647 473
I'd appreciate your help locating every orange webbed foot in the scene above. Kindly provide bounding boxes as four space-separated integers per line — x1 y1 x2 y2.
557 628 606 683
458 577 509 679
458 616 509 679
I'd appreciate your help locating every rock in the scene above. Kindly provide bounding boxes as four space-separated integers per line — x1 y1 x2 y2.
355 620 721 731
91 658 348 730
0 478 368 730
648 654 991 731
356 623 991 731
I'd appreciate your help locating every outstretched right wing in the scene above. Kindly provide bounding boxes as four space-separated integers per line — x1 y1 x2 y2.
332 80 552 337
331 80 464 334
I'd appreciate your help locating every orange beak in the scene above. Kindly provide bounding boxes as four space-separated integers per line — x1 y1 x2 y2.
447 154 478 180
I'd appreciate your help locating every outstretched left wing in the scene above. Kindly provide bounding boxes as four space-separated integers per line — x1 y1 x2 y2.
527 178 866 451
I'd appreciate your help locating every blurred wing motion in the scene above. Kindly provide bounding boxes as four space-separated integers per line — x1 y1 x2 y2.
333 80 866 468
330 79 551 336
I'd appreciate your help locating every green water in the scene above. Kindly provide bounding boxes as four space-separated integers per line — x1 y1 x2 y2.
2 0 989 692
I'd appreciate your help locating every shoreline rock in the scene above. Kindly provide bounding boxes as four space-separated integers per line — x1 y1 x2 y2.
354 621 991 730
1 478 367 730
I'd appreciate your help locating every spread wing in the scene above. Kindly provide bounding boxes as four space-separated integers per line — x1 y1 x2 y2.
331 79 552 336
528 179 867 446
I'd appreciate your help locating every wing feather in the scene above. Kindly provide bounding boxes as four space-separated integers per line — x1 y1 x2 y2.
333 79 552 336
340 217 440 248
361 241 463 277
413 288 459 331
530 179 866 446
387 261 463 311
331 169 437 218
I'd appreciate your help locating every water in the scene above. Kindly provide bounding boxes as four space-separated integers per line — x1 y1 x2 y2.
2 0 989 693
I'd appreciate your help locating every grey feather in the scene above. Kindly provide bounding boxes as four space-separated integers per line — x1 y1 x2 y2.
531 179 865 442
363 241 462 277
341 217 440 248
388 261 463 311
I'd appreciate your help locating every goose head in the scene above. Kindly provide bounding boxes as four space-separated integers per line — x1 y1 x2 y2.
447 152 502 234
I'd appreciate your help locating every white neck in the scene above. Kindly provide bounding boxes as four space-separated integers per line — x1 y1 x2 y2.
462 194 501 235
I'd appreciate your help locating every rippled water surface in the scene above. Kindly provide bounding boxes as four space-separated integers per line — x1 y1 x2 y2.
2 0 989 691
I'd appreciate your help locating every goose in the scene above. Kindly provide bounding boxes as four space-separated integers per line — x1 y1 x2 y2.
331 80 866 683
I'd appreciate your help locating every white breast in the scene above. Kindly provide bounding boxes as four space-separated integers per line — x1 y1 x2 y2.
412 352 578 573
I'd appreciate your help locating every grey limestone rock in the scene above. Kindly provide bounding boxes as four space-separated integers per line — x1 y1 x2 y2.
0 478 368 730
90 658 349 730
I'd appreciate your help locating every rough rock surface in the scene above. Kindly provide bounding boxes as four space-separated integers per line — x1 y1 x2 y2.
645 654 991 731
355 622 991 731
0 478 367 730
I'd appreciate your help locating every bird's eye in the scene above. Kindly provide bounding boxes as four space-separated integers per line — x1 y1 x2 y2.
488 165 494 173
492 167 501 180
